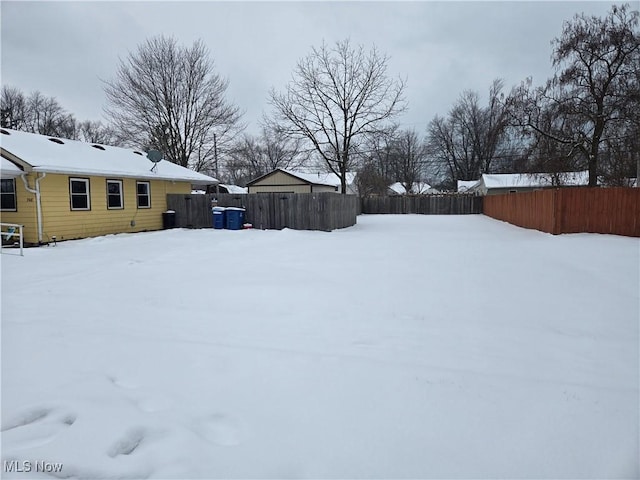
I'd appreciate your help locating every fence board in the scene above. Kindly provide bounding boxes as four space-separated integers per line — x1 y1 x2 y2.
361 194 483 215
483 187 640 237
166 194 213 228
167 192 359 231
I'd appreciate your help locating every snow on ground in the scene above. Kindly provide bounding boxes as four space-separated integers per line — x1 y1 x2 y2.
1 215 638 479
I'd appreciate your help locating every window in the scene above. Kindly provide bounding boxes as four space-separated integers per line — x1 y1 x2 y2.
70 178 90 210
136 181 151 208
0 179 17 211
106 180 123 209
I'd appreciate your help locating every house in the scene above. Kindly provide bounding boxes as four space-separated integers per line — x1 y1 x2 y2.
218 184 248 194
0 128 217 245
387 181 439 195
466 171 589 195
246 168 357 194
457 180 479 193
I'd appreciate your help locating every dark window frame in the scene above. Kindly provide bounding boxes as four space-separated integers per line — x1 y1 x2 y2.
69 177 91 211
106 179 124 210
136 181 151 209
0 178 17 212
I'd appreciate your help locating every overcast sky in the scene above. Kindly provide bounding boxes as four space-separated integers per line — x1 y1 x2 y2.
1 1 619 136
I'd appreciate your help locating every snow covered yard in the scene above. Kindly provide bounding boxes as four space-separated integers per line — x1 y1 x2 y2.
1 214 638 479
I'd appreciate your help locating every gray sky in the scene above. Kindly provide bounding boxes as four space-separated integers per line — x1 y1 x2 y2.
1 1 618 135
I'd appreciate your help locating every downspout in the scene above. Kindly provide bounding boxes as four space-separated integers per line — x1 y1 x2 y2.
20 172 46 244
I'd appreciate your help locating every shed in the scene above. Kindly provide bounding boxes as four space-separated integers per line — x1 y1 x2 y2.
247 169 339 194
467 172 589 195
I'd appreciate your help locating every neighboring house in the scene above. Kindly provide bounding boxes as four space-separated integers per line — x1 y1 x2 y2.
388 181 438 195
457 180 479 193
247 169 357 194
0 128 217 245
467 171 589 196
217 184 248 194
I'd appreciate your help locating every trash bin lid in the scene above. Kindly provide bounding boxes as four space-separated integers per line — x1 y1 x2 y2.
225 207 245 211
165 210 175 214
212 206 227 211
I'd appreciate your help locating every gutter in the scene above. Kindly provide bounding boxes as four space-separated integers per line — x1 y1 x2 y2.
20 172 46 244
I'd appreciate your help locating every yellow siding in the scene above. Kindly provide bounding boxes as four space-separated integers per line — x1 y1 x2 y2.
0 175 39 244
35 174 190 243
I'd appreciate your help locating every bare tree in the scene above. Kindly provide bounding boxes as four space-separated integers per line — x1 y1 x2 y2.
426 79 511 186
269 39 406 194
20 91 76 138
103 35 244 173
76 120 120 145
1 86 27 130
512 4 640 186
225 126 310 185
391 129 427 194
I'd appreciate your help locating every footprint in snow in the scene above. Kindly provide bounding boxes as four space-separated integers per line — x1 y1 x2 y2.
107 427 146 457
1 407 52 432
1 407 77 451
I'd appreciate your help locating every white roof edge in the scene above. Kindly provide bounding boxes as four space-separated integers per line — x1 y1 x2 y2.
30 166 218 184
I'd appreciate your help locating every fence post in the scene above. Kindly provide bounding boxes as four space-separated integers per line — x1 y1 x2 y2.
552 189 561 235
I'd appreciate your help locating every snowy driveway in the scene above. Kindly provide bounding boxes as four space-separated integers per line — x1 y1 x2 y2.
2 215 638 478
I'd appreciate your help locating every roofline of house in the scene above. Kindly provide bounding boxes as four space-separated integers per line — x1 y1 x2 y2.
1 148 217 185
246 168 335 187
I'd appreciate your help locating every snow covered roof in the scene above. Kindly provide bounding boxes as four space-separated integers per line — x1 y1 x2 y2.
0 128 218 185
248 168 356 188
457 180 479 192
477 171 589 189
1 157 23 178
388 181 435 195
219 184 248 194
280 169 356 187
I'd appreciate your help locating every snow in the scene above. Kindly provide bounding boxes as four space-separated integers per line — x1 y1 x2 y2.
1 158 23 178
219 184 248 194
477 171 589 189
0 129 217 185
388 181 436 195
457 179 478 192
2 215 638 479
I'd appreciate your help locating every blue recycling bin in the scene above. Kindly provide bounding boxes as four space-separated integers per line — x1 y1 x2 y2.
212 207 226 229
225 207 245 230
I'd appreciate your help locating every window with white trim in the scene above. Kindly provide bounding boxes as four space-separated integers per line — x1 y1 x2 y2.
0 179 17 211
136 181 151 208
70 178 91 210
106 179 124 209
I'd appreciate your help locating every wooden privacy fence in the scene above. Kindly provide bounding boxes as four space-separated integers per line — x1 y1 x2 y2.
361 194 483 215
483 187 640 237
166 194 214 228
167 193 359 231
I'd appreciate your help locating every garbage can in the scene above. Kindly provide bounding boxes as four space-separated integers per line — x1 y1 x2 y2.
162 210 176 229
212 207 226 229
225 207 245 230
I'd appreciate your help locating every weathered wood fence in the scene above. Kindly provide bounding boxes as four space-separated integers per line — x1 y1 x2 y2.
166 194 213 228
361 194 483 214
167 193 359 231
484 187 640 236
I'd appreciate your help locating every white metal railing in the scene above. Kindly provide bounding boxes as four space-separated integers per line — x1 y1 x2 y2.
1 222 24 256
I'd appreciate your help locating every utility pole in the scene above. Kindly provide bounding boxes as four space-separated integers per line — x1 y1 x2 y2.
213 133 219 179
